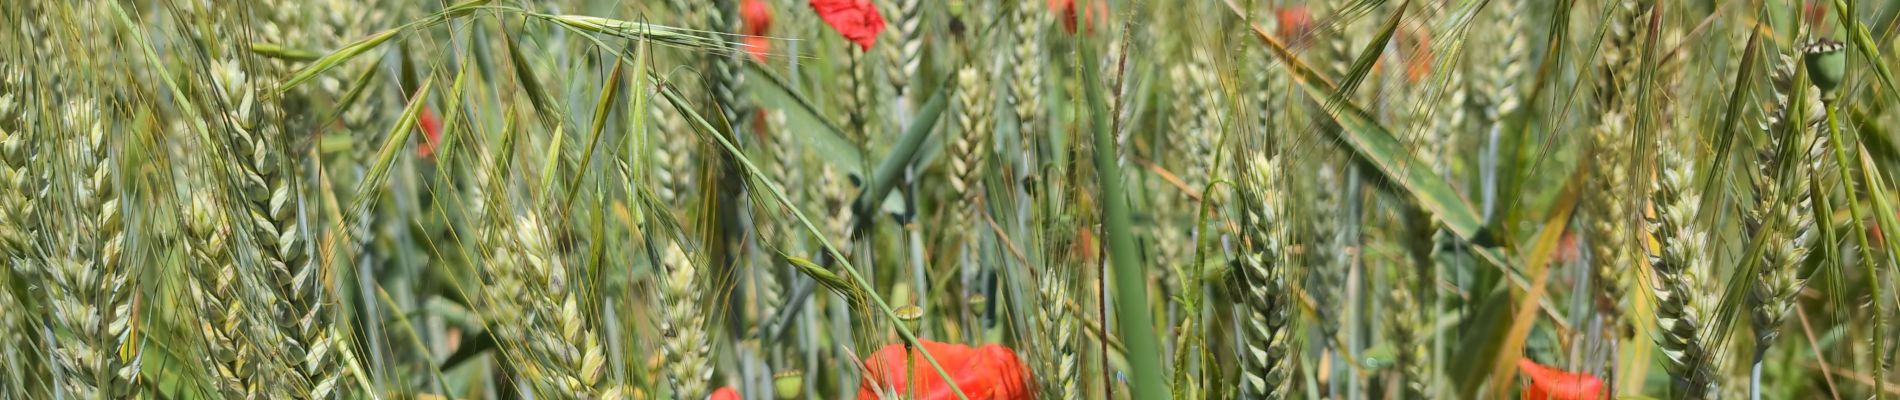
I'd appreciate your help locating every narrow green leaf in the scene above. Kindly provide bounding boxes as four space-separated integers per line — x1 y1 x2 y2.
1243 20 1483 243
347 75 437 244
852 79 954 229
281 29 400 93
744 62 866 174
1082 15 1170 398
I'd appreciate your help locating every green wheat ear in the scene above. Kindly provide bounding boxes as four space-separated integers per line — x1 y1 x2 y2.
1803 39 1846 96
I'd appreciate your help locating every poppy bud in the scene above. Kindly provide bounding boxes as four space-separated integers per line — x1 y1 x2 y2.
773 369 804 399
1804 38 1847 98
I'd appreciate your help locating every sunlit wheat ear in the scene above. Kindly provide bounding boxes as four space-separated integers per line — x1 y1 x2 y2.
484 213 609 396
182 193 257 398
950 65 993 248
660 240 713 399
1237 152 1296 400
44 97 137 399
0 61 28 261
1648 147 1717 400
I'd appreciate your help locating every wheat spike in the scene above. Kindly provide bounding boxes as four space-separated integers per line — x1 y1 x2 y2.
1649 147 1717 400
951 65 993 246
1308 165 1344 340
819 164 857 251
1035 217 1078 400
1596 0 1649 108
484 213 610 396
654 104 697 208
1010 0 1044 150
1478 0 1527 124
660 241 713 399
708 0 750 138
183 194 263 399
890 0 924 99
0 61 30 262
42 97 138 399
1237 152 1296 400
1587 111 1634 331
843 47 872 142
1750 55 1823 361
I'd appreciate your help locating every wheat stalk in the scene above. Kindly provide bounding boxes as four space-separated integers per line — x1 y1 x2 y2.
1237 152 1296 400
660 240 713 399
1649 146 1717 400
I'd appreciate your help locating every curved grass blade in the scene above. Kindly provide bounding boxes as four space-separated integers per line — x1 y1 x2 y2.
276 0 489 93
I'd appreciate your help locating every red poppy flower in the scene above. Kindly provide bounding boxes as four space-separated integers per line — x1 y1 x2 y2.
416 106 443 158
857 341 1032 400
709 387 741 400
742 0 773 62
811 0 886 50
1518 359 1606 400
1277 6 1313 45
1047 0 1107 34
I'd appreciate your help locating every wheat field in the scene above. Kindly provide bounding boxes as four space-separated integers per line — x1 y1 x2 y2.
2 0 1898 399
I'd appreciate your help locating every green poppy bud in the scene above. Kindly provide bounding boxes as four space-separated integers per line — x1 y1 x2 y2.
773 369 803 399
895 304 925 334
1804 39 1847 96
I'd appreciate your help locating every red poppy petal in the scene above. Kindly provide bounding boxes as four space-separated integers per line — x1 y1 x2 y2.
742 0 773 36
709 387 741 400
811 0 886 50
744 36 772 63
416 106 442 158
857 341 1033 400
1517 359 1606 400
